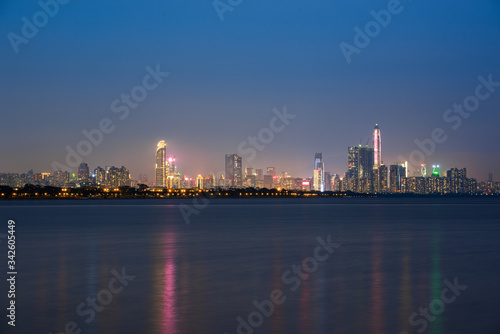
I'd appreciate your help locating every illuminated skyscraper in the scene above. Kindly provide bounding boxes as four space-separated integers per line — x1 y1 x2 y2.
390 164 406 193
225 154 243 187
346 146 359 192
379 165 388 193
266 167 276 177
313 153 325 192
78 163 90 182
447 168 467 193
155 141 167 187
94 166 106 185
358 147 374 193
324 172 332 191
373 124 381 169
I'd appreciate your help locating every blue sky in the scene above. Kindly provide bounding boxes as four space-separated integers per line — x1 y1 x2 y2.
1 0 500 180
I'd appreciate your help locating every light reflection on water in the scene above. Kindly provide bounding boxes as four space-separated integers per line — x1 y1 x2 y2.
1 198 499 334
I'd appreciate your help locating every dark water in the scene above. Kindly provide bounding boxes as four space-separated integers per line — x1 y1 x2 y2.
0 198 499 334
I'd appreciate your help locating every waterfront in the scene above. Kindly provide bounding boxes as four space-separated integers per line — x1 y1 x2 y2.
0 198 499 333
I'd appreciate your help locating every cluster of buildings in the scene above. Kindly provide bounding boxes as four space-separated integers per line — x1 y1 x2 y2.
0 164 133 188
155 124 491 195
1 126 498 195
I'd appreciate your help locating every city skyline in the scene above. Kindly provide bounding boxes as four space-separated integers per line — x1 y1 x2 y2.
1 122 498 183
1 123 497 192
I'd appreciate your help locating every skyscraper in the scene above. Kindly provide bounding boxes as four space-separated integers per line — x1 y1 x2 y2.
379 165 388 193
225 154 243 187
94 166 106 185
447 168 467 193
390 164 406 193
373 124 381 169
358 146 374 193
346 146 359 192
78 163 90 182
313 153 325 192
324 172 332 191
155 141 167 187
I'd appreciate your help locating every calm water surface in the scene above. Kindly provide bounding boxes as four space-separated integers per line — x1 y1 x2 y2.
0 198 499 334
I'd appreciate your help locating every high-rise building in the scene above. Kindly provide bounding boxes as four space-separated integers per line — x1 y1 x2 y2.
155 141 167 187
267 167 276 177
332 174 341 192
379 165 388 193
105 166 130 188
447 168 467 193
358 147 374 193
78 163 90 182
263 174 273 189
373 124 381 169
94 166 106 185
225 154 243 187
255 169 264 188
196 175 204 189
313 153 325 192
390 164 406 193
217 175 226 188
346 146 359 192
256 169 263 181
324 172 332 191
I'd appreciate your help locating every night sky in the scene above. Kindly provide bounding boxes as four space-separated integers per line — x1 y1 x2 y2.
1 0 499 180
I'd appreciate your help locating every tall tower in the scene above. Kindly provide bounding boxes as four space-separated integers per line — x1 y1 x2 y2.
373 124 381 169
225 154 243 187
155 141 167 187
358 146 374 193
347 146 359 192
313 153 325 192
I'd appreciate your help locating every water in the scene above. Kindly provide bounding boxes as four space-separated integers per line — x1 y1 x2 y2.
0 198 499 334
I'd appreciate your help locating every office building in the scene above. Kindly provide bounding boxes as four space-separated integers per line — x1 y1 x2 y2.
346 146 359 192
225 154 243 187
390 163 406 193
358 147 374 193
313 153 325 192
155 141 167 187
78 163 90 182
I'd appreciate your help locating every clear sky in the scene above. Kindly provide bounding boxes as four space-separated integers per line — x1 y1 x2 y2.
1 0 500 181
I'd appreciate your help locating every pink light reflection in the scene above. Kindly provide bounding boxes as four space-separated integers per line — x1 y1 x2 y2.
162 232 177 334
